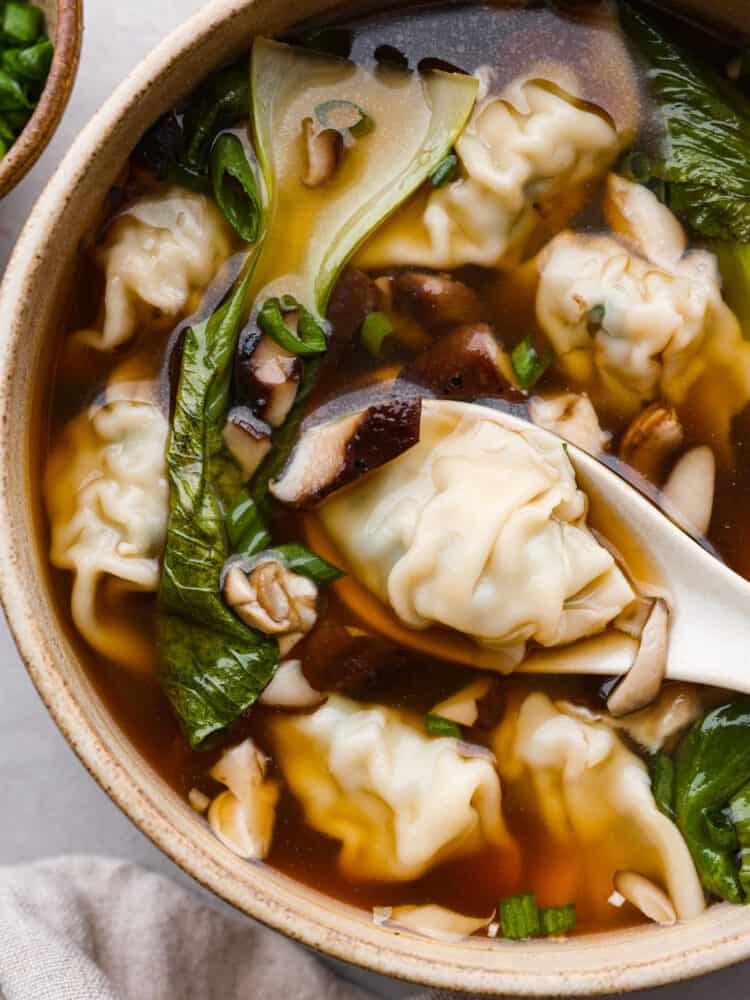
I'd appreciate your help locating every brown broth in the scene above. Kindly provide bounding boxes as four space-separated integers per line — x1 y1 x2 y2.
38 0 745 937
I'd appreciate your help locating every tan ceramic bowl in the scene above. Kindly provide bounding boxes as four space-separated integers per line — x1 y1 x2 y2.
1 0 750 994
0 0 82 197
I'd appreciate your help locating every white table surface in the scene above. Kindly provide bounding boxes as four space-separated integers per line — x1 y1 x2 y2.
1 2 749 997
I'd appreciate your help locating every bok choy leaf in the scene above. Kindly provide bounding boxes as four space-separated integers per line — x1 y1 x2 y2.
622 5 750 243
158 259 278 750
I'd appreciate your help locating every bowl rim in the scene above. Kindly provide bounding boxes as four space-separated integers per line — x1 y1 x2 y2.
0 0 83 198
2 0 750 993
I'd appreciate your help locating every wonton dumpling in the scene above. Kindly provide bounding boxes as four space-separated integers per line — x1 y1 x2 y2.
208 738 279 860
76 188 232 351
536 175 750 419
319 400 634 670
357 76 620 271
45 384 169 669
494 692 705 921
269 695 512 881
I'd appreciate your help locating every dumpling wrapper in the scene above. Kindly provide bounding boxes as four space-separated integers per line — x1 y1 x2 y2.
536 176 750 426
75 188 232 351
494 692 705 922
318 400 634 671
45 382 169 670
269 694 515 882
357 74 620 272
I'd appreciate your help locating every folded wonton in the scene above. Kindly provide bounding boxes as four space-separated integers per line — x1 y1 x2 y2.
357 75 620 271
75 188 232 351
319 400 634 670
494 692 705 922
536 175 750 423
269 694 513 881
45 382 169 669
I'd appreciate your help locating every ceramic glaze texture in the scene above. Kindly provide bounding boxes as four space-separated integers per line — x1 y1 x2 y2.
2 0 750 994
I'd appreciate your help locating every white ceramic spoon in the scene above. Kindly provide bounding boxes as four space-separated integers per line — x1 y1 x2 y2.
515 415 750 693
308 403 750 693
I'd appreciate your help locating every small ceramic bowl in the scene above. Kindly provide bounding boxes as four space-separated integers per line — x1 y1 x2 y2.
0 0 82 197
1 0 750 994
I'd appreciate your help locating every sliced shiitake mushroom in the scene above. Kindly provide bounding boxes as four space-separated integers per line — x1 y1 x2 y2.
607 598 669 717
302 117 342 188
619 402 684 484
270 397 421 508
326 267 380 353
222 407 272 480
393 272 483 329
235 334 302 429
397 324 514 400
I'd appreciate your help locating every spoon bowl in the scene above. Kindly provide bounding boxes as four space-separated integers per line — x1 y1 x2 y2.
308 401 750 692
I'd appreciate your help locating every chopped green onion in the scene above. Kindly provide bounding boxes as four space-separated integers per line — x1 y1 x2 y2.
500 892 541 940
730 781 750 896
300 27 352 59
257 296 328 356
2 2 43 45
272 543 344 585
210 133 262 243
2 37 52 81
314 99 374 138
424 713 462 738
649 751 676 821
360 311 394 356
226 495 271 556
540 904 576 936
619 150 651 185
429 151 458 188
510 335 552 390
0 68 29 111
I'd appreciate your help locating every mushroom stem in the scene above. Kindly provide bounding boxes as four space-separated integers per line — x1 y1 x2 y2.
607 598 669 717
302 118 342 188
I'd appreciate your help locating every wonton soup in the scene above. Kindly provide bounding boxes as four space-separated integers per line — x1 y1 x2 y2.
42 0 750 941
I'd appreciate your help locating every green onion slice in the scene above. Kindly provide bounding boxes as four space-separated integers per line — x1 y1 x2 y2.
649 751 676 821
257 296 328 356
314 99 374 138
500 892 542 940
2 37 52 81
360 311 394 357
2 2 43 45
429 151 458 188
210 132 262 243
619 150 652 185
424 713 462 739
510 335 552 390
540 903 577 936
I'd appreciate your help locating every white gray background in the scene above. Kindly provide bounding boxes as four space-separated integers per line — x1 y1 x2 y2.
0 1 748 997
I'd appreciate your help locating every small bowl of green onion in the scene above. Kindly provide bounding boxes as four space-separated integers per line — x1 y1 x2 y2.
0 0 81 197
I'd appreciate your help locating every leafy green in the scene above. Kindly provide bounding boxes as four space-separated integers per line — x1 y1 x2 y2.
267 543 343 584
158 260 279 750
210 133 261 243
424 713 462 738
257 296 328 355
511 335 552 390
2 2 42 45
181 63 249 172
429 151 458 188
250 38 478 318
674 701 750 902
622 5 750 242
712 243 750 335
730 781 750 897
649 751 676 821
